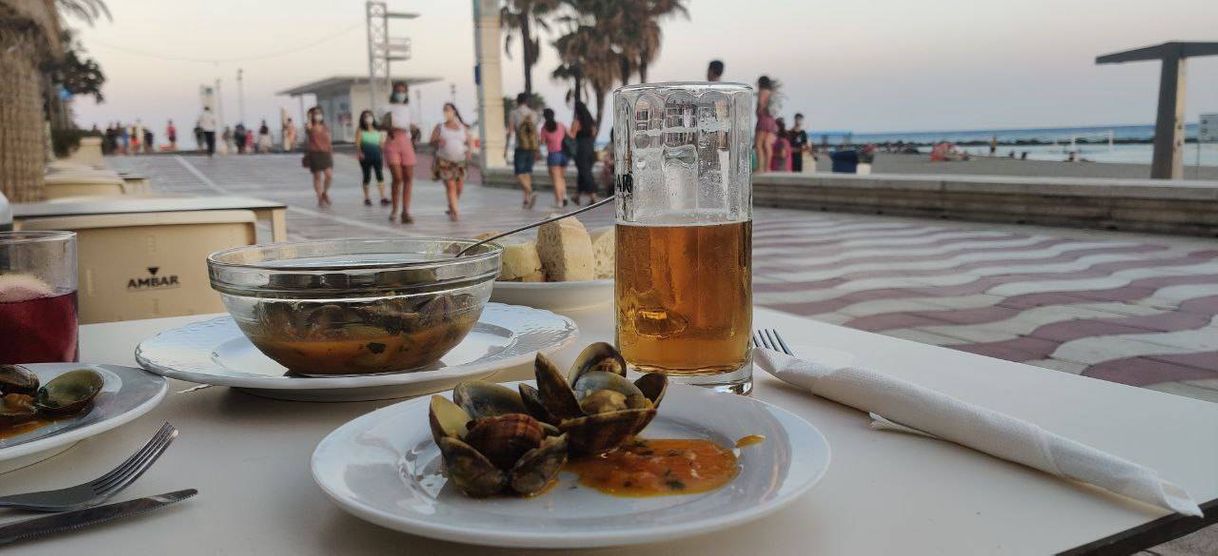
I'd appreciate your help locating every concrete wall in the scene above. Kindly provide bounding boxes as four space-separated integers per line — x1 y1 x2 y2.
482 167 1218 237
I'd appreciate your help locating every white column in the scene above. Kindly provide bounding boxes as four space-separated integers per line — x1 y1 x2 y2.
473 0 506 170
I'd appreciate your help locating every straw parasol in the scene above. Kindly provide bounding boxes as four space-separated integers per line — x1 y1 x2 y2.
0 0 63 202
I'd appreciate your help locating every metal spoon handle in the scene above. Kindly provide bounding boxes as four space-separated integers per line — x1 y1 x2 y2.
456 195 615 257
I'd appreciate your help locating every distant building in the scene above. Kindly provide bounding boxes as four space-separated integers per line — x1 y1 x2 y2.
277 75 441 142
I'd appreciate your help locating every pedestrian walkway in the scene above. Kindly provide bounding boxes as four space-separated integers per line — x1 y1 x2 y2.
110 153 1218 404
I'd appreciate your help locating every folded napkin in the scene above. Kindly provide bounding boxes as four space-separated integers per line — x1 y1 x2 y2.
755 348 1202 517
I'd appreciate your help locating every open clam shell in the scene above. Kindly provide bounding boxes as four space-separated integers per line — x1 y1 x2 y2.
0 393 38 426
0 364 39 396
509 434 568 496
559 408 655 455
452 381 527 420
437 437 508 498
35 369 103 417
569 342 627 385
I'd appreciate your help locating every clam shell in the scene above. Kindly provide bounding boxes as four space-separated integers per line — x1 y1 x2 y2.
437 437 507 497
559 407 655 454
463 414 544 470
571 371 645 402
632 372 667 431
428 396 471 445
569 342 626 385
509 434 568 496
452 380 527 420
0 364 39 396
517 383 556 424
35 369 103 417
0 393 37 426
533 354 583 422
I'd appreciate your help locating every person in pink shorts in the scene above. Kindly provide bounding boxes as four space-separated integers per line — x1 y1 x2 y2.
382 81 417 224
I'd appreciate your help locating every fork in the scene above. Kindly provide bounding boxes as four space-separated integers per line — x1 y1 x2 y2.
753 328 794 355
0 422 178 512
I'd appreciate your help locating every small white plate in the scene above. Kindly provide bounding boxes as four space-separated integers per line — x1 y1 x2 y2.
135 303 579 402
0 364 167 474
491 279 613 312
312 382 830 549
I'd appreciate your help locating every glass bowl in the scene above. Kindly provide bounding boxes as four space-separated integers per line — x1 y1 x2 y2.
207 238 501 375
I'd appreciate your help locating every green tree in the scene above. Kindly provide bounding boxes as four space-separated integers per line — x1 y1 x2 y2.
500 0 559 95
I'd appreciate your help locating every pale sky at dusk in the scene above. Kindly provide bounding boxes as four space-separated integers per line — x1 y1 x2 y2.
72 0 1218 137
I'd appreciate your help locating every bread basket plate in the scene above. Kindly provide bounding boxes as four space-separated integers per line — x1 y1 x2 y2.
491 279 613 312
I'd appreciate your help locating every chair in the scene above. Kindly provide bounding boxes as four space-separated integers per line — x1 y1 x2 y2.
18 210 257 323
43 172 126 199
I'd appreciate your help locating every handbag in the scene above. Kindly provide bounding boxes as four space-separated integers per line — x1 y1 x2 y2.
301 152 311 168
562 136 577 158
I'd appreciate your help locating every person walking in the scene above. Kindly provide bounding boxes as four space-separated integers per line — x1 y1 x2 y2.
257 120 273 153
283 118 297 152
130 121 142 155
355 110 388 207
771 117 792 172
234 122 248 154
539 108 569 207
789 113 809 172
382 81 418 224
755 75 777 172
506 92 539 209
570 101 598 206
117 124 129 155
429 103 474 221
166 119 177 151
143 128 154 154
304 106 334 207
221 126 234 154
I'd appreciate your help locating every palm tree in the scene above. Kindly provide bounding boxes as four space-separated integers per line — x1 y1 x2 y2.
500 0 559 95
0 0 110 202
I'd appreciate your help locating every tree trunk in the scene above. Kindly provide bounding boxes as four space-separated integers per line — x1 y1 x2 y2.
0 25 48 202
520 17 533 95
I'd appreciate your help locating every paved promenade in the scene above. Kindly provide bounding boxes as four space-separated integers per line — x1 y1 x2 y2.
110 153 1218 404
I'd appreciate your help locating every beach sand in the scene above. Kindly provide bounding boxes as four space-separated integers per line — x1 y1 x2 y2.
811 153 1218 180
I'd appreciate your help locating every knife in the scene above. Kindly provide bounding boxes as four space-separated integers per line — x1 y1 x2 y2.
0 489 197 546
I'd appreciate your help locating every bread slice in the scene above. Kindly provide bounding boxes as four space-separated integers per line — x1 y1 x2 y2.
498 238 545 282
536 218 595 281
589 227 615 279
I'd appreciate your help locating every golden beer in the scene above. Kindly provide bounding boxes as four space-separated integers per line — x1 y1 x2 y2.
615 221 752 374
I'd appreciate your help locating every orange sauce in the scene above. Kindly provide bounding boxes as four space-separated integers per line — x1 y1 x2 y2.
0 418 53 441
564 438 739 497
735 434 766 448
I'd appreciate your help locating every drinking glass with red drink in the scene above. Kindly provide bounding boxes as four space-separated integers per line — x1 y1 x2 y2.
0 231 78 363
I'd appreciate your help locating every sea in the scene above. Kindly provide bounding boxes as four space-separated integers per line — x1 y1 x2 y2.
810 123 1218 166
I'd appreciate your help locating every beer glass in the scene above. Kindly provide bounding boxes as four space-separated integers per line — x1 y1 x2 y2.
613 82 753 394
0 231 79 363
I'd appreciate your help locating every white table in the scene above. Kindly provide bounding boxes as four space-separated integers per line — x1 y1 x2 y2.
4 307 1215 555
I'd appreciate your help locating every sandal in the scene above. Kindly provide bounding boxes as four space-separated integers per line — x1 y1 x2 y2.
401 214 414 224
364 199 372 206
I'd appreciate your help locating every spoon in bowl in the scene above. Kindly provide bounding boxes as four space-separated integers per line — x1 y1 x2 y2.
455 196 615 257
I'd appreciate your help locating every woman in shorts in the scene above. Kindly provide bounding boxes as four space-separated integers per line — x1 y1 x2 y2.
382 82 417 224
539 108 569 207
304 106 334 207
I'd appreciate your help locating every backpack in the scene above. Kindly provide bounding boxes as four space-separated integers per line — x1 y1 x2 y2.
516 114 539 151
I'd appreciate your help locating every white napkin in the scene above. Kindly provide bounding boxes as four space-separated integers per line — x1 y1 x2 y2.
755 348 1203 517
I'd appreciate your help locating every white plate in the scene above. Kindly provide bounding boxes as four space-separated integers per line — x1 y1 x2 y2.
312 382 830 548
134 303 579 402
491 279 613 312
0 364 167 474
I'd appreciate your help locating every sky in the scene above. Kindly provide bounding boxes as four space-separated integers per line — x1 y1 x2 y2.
71 0 1218 138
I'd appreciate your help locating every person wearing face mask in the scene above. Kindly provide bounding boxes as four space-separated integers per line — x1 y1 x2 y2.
356 110 389 206
429 103 474 221
381 82 417 224
304 106 334 207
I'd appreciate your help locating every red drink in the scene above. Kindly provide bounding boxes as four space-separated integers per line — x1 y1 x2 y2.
0 291 78 363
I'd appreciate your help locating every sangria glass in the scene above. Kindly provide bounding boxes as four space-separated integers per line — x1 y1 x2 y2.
0 231 79 363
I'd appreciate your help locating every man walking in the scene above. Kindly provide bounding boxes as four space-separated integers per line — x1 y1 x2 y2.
506 92 540 209
198 107 217 157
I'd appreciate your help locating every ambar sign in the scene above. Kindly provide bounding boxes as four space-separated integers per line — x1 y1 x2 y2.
127 266 180 290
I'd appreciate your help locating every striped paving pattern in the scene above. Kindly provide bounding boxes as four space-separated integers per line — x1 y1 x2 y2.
110 154 1218 403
